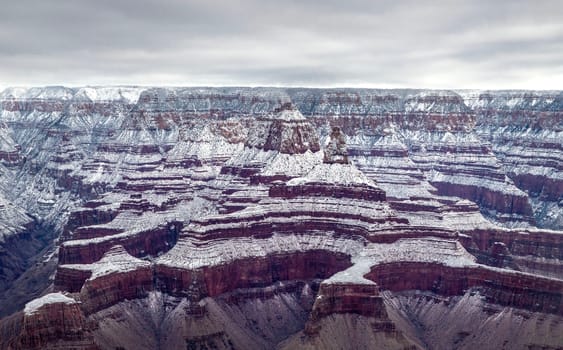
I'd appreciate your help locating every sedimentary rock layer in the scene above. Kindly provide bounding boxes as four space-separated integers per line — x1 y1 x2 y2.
0 87 561 349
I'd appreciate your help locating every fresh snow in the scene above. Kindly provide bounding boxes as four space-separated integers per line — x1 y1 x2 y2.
260 150 322 177
0 86 145 103
157 233 366 269
61 245 150 280
288 162 376 187
325 237 477 285
275 108 306 121
24 293 78 315
75 87 145 103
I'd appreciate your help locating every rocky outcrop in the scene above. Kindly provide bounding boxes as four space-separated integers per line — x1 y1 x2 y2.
55 246 153 313
262 103 321 154
58 224 179 265
7 293 98 350
269 180 386 201
294 282 421 350
307 283 385 322
0 123 21 166
461 90 562 228
324 126 348 164
155 250 351 300
366 262 563 315
459 227 563 279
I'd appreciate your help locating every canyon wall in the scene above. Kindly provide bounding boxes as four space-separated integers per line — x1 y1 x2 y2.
0 87 561 349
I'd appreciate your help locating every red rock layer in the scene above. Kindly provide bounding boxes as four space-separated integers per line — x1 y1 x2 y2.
309 283 384 319
460 227 563 277
58 225 179 265
79 267 153 315
365 262 563 315
431 181 534 223
14 303 98 350
155 251 351 300
303 283 412 347
269 181 386 201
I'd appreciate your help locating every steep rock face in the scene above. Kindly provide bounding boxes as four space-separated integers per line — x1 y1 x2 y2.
0 86 561 349
293 89 538 227
155 250 351 300
282 313 422 350
49 101 397 320
461 90 563 228
366 262 562 315
0 87 146 307
305 283 386 323
262 103 321 154
323 126 349 164
0 123 21 165
55 246 154 314
459 227 563 279
221 103 321 184
7 293 98 350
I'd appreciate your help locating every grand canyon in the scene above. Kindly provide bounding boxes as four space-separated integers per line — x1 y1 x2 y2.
0 87 561 349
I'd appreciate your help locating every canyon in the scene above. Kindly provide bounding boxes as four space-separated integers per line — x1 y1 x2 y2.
0 86 561 349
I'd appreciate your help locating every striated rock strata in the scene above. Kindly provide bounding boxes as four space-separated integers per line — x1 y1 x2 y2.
0 87 561 349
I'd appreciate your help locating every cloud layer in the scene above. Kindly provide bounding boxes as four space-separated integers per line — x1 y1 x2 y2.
1 0 562 89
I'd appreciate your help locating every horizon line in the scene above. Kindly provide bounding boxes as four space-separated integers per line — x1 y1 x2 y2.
1 84 561 93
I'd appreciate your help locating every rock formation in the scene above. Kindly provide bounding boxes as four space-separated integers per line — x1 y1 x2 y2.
323 126 348 164
0 87 561 349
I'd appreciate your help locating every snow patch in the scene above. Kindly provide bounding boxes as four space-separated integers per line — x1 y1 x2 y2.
61 245 151 280
288 162 376 187
275 108 306 121
24 293 78 315
325 237 476 285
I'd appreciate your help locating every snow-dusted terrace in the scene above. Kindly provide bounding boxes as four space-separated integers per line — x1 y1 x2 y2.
157 233 366 270
24 292 78 316
325 237 477 285
287 162 377 187
60 245 151 280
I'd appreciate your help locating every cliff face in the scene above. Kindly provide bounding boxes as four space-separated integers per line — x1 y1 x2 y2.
463 90 563 228
4 293 99 350
290 89 543 227
0 87 561 350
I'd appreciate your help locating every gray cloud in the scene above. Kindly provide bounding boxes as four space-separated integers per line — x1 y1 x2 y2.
0 0 562 89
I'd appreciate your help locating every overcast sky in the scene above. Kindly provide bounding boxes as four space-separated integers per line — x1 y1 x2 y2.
1 0 562 89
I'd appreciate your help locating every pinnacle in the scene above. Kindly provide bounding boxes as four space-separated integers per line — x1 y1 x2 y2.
324 126 349 164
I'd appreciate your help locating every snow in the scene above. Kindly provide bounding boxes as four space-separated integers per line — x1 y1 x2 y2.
275 108 306 121
157 233 366 269
61 245 151 280
427 171 528 197
24 293 78 315
61 195 216 247
0 126 18 152
260 150 322 177
169 133 244 163
186 195 398 235
75 87 145 103
0 86 561 300
0 191 33 243
0 87 29 99
0 86 145 103
325 237 477 285
35 86 75 100
287 162 376 187
456 89 561 111
0 86 75 100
